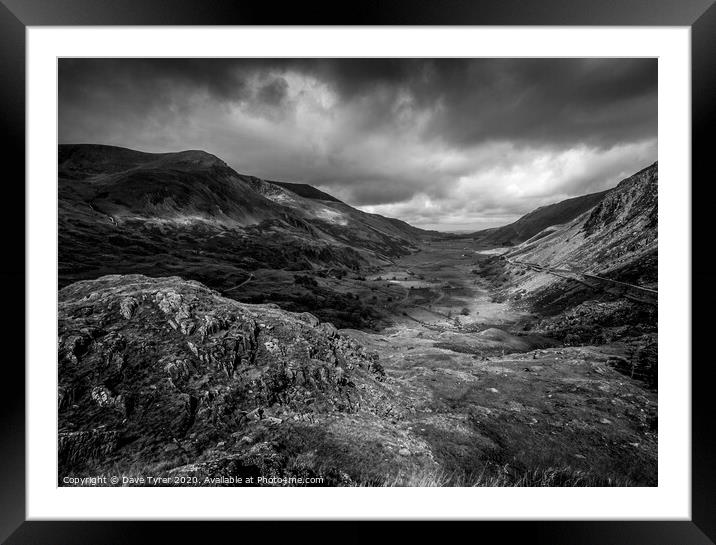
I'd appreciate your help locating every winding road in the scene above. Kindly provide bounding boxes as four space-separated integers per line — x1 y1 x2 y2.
506 258 657 305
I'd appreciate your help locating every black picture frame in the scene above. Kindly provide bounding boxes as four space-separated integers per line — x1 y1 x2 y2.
2 1 713 543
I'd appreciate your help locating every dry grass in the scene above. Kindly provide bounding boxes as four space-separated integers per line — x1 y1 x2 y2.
369 465 633 487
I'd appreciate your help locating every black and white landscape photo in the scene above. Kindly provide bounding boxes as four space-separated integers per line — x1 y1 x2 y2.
58 58 658 487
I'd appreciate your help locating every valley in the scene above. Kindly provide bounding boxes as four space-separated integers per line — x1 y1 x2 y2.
57 146 658 486
298 240 657 485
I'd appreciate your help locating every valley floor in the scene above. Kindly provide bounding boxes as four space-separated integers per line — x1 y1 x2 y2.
59 239 657 486
240 239 658 485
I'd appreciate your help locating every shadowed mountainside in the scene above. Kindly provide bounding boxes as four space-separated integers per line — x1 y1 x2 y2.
59 144 438 328
508 162 657 282
480 163 658 384
59 144 428 246
466 190 609 247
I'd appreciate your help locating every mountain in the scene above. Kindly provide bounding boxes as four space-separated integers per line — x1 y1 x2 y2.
467 190 609 247
508 162 657 282
59 144 424 243
59 145 293 227
493 162 658 344
58 144 432 299
243 172 430 256
58 144 440 329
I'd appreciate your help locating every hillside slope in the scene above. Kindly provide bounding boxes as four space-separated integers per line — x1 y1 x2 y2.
488 163 658 351
244 174 429 257
60 145 291 227
59 144 425 248
266 180 343 203
469 190 609 247
508 162 657 281
58 144 432 297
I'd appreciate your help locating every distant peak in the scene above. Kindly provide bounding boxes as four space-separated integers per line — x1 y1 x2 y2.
59 144 157 165
58 144 228 173
157 150 227 169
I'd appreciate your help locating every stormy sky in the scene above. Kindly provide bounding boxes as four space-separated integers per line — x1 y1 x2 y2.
59 58 657 231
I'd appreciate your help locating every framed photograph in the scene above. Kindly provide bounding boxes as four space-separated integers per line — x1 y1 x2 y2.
3 0 713 543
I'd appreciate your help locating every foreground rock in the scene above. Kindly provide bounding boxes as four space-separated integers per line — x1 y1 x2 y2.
58 274 390 484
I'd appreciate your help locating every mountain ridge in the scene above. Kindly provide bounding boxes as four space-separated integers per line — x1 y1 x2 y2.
58 144 435 328
59 143 430 249
466 189 610 247
508 161 658 278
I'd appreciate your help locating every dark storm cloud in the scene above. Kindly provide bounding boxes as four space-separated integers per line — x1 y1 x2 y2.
59 58 656 147
59 58 252 103
58 58 657 230
257 77 289 106
305 58 657 148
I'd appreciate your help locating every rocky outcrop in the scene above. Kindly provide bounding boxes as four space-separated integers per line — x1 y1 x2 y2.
531 299 656 346
583 163 657 237
507 162 658 278
58 274 386 478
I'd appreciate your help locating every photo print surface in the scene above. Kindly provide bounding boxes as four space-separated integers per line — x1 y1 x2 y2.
58 58 658 487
